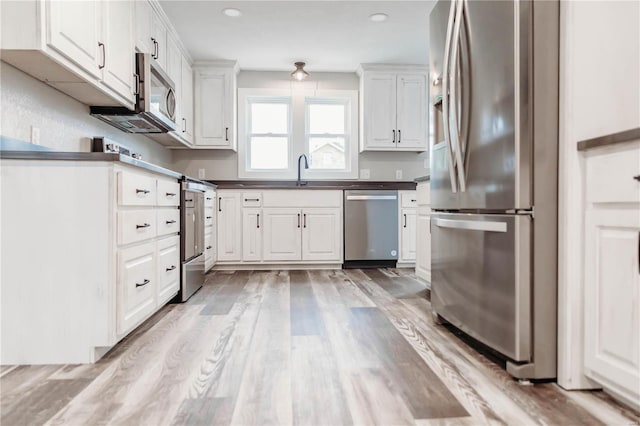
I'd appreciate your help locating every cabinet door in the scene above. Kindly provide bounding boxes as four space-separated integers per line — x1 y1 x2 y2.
166 35 182 124
117 242 156 336
415 208 431 282
217 192 242 261
262 208 302 261
134 0 153 54
157 236 180 306
399 209 417 262
194 68 234 148
396 74 427 150
243 209 262 262
150 12 166 71
584 208 640 404
101 0 135 104
180 57 195 143
302 208 342 261
363 73 397 149
46 0 101 79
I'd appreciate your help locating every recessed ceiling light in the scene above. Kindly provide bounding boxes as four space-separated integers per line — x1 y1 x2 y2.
369 13 388 22
222 8 242 17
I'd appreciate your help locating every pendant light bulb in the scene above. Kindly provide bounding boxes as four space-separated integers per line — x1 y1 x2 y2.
291 62 310 81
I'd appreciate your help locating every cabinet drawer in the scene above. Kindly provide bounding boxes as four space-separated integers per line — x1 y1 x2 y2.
157 209 180 237
205 190 216 207
157 179 180 206
242 192 262 207
157 236 180 305
118 210 157 245
204 232 214 260
585 145 640 204
401 191 418 208
117 242 156 336
205 208 215 227
118 170 156 207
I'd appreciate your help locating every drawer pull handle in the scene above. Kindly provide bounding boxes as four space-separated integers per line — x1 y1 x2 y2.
136 189 151 194
207 197 213 201
411 199 416 202
166 266 176 272
634 175 640 182
257 213 260 229
166 220 176 224
206 246 212 250
136 279 150 288
166 192 176 197
403 214 407 228
219 197 222 212
244 198 260 202
136 223 151 229
206 216 213 220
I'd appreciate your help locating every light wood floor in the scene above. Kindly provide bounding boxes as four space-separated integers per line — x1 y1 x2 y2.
2 269 639 425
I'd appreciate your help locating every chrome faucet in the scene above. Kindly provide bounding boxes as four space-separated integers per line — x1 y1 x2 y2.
297 154 309 186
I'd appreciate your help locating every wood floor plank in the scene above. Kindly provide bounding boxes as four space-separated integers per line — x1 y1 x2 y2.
171 397 234 426
290 270 324 336
291 335 353 426
230 271 293 425
200 270 252 315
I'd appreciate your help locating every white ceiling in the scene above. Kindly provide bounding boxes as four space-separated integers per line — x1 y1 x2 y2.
159 1 436 72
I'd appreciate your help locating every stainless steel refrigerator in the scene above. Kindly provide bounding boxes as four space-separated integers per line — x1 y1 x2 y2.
429 0 559 379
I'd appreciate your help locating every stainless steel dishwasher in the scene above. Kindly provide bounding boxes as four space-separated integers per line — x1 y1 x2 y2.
344 190 399 268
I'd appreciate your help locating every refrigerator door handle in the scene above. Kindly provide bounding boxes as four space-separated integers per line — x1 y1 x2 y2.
449 0 467 192
433 217 508 233
442 0 459 193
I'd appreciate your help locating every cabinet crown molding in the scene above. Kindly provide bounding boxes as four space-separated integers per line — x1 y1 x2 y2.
357 63 429 76
193 60 240 74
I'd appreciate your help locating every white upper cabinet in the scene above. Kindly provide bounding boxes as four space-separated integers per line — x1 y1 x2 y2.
134 0 153 54
46 0 102 79
150 11 167 71
358 65 428 152
101 0 135 103
194 63 239 150
180 57 195 144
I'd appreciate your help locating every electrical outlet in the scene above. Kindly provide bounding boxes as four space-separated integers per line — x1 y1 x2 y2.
198 168 205 179
395 170 403 180
30 126 40 145
360 169 370 179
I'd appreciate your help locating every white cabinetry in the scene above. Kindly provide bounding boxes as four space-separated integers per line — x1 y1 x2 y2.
0 160 181 364
215 190 343 267
1 0 135 108
398 191 418 265
194 62 239 150
583 141 640 410
217 191 242 261
134 0 153 54
150 11 167 71
358 65 428 152
415 181 432 282
204 189 217 272
180 57 195 143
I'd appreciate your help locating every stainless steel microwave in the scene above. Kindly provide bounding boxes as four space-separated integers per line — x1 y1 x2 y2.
90 53 177 133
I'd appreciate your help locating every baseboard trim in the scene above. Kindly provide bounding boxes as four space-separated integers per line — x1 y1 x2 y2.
213 263 343 271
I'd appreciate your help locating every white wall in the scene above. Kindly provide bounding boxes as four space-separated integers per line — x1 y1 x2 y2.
557 0 639 390
0 62 173 168
171 71 429 181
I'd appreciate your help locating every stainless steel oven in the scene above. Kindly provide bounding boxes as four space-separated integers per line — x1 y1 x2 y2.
180 180 206 302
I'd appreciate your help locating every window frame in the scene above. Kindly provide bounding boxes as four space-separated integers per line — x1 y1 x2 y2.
238 88 358 180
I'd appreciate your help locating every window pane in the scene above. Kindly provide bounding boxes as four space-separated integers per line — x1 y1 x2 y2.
309 137 346 169
309 104 345 134
250 137 288 169
251 102 288 134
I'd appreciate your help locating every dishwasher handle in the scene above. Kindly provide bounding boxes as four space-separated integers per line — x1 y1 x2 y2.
346 195 397 201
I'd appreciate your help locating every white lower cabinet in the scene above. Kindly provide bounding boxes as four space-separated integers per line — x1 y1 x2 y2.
217 192 242 261
117 242 156 337
415 182 431 282
204 189 217 272
243 209 263 261
400 209 417 262
582 142 640 410
156 235 180 306
263 208 303 261
302 208 342 261
216 190 343 266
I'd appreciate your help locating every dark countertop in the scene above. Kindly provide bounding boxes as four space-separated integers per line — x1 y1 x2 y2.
210 180 418 190
415 175 430 183
1 147 182 179
577 127 640 151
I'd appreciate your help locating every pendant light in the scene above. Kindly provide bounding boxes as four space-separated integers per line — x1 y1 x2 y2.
291 62 310 81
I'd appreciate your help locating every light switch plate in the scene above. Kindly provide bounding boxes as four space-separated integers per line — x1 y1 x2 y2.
360 169 371 179
198 168 205 179
395 170 403 180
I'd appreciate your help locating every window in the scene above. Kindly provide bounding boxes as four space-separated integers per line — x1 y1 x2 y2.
238 88 358 179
